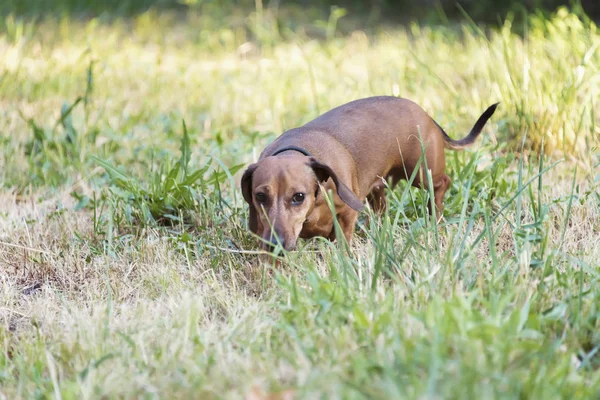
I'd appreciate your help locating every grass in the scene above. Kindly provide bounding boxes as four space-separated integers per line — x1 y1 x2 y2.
1 3 600 399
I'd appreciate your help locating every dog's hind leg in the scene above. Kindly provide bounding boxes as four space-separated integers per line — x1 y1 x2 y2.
430 174 451 217
367 184 387 214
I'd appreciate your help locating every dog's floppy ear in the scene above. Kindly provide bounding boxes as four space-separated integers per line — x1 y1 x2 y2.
241 163 260 233
241 163 258 204
308 158 364 212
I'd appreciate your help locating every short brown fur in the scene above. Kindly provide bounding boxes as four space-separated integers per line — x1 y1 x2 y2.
242 96 498 251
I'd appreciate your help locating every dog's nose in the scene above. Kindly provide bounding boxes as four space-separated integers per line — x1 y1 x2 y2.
262 230 287 252
268 235 285 250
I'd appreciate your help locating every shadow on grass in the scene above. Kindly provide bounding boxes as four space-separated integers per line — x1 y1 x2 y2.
1 0 598 25
0 0 184 19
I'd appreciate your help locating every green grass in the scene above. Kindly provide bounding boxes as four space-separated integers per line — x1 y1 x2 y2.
1 4 600 399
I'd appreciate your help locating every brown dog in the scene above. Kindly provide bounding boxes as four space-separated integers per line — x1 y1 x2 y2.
241 96 498 251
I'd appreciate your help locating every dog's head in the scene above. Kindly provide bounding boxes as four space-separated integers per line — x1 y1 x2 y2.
241 154 363 251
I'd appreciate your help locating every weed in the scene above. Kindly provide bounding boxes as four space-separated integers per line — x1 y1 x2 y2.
91 121 244 233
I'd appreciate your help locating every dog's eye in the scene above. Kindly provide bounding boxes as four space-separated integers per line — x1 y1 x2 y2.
291 193 305 205
255 192 267 203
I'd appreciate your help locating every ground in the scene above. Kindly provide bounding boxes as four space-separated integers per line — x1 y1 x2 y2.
1 5 600 399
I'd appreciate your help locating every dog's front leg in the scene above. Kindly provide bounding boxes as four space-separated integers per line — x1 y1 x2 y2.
327 210 358 246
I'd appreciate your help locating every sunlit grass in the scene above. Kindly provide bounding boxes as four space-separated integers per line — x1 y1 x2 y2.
1 4 600 399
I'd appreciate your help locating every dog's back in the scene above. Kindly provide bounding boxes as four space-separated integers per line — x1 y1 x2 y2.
287 96 444 196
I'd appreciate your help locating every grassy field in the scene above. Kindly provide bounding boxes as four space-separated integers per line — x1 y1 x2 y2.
1 4 600 399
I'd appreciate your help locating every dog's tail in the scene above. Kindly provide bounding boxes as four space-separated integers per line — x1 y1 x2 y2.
439 103 499 150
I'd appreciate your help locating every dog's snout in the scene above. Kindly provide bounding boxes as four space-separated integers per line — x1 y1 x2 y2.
271 235 285 249
262 230 287 252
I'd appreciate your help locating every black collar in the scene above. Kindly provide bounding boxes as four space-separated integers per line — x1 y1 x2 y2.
272 146 311 157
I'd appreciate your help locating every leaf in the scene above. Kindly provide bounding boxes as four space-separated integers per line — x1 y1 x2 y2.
353 306 370 329
78 352 116 381
61 101 77 144
162 213 182 222
164 163 181 193
228 163 246 176
71 192 91 211
181 166 209 186
90 156 130 183
179 119 191 176
518 297 531 332
54 96 82 133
